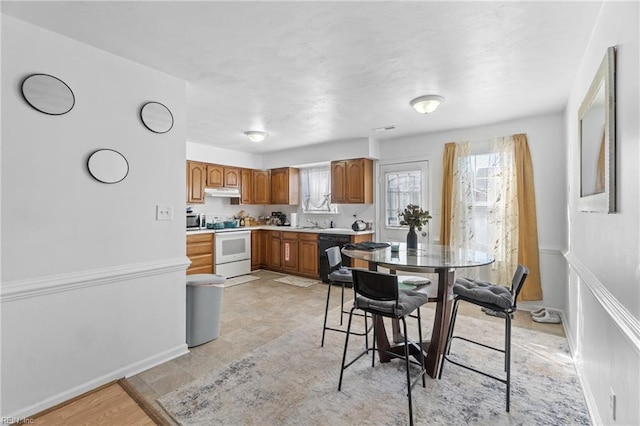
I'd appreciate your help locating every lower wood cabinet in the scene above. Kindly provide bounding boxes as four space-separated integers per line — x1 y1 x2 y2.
269 231 282 270
251 230 319 279
186 233 214 275
298 233 319 278
251 230 261 271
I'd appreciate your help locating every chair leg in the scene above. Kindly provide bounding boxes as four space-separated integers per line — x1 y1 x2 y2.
338 307 356 391
505 314 512 412
364 310 369 350
321 280 333 347
401 317 414 426
371 316 376 367
438 299 460 379
417 308 426 388
340 282 346 325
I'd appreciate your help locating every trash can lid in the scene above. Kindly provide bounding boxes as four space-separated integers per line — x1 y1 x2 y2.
187 274 227 286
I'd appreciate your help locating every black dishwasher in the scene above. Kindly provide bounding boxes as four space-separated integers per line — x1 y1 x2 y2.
318 234 352 283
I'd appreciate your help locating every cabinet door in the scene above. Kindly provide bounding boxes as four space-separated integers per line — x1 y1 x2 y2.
187 161 206 204
224 167 241 187
331 161 348 203
260 230 270 266
299 234 318 277
241 169 253 204
251 230 261 270
270 168 288 205
346 159 373 203
269 231 282 269
253 170 271 204
206 164 224 187
282 233 299 273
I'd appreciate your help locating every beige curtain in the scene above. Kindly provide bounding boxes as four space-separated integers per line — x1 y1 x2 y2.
513 133 542 301
439 143 456 245
440 134 543 301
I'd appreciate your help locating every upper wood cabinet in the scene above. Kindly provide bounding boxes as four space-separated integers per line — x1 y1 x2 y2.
187 161 206 204
240 168 253 204
206 164 240 188
224 167 241 187
331 158 373 204
253 169 271 204
270 167 300 205
206 164 224 187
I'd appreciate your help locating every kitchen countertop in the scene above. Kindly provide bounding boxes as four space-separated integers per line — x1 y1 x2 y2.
187 225 375 236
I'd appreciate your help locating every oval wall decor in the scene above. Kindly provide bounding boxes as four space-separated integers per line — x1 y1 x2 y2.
87 149 129 184
21 73 75 115
140 101 174 134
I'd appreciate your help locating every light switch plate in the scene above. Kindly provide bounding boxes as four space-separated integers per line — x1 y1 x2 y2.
156 204 173 221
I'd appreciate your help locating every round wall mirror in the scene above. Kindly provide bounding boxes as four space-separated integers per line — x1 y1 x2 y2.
140 101 174 133
21 74 75 115
87 149 129 184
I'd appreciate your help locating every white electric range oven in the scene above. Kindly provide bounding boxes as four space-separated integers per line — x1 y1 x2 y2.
215 230 251 278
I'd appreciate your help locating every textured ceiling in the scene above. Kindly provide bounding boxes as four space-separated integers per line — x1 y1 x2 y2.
2 1 603 153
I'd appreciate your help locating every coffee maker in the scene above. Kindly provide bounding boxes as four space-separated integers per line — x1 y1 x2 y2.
271 211 287 226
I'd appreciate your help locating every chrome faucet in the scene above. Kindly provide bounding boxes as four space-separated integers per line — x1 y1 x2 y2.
306 219 319 228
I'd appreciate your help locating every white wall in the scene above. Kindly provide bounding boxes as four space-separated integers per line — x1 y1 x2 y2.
564 2 640 424
1 16 189 417
379 112 568 310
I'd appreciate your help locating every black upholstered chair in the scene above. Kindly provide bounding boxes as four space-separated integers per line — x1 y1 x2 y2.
321 246 370 347
339 269 429 426
438 264 529 412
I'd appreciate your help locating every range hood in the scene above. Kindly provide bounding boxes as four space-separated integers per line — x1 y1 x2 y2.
204 187 241 198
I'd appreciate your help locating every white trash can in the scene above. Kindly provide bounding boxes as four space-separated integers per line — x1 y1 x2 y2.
186 274 226 347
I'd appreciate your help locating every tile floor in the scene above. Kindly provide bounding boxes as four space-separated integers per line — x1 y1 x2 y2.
126 270 564 424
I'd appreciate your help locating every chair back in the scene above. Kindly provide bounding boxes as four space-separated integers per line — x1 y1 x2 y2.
510 264 529 309
352 269 399 303
326 246 344 272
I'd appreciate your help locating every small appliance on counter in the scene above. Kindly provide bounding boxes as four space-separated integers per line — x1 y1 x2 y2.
187 213 206 230
270 211 288 226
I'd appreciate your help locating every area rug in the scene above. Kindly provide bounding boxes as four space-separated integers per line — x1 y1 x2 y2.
221 275 260 288
273 275 321 288
158 307 589 425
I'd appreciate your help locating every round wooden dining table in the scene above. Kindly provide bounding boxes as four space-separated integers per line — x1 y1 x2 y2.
342 242 494 378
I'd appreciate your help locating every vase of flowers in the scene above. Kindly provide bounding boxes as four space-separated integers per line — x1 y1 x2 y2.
398 204 432 250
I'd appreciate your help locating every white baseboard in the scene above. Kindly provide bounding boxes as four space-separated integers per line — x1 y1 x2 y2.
8 344 189 420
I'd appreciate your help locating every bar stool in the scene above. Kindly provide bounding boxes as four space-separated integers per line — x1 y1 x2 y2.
320 246 370 347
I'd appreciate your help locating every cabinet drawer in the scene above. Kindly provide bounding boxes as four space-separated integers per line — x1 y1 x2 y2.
299 233 318 242
282 232 299 240
270 231 282 238
189 254 213 269
187 265 214 275
187 241 213 256
187 234 213 244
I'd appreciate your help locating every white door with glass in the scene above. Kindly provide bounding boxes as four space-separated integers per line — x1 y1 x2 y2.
378 161 430 245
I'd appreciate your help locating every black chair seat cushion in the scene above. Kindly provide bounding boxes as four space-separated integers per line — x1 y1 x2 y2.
355 289 428 317
329 268 353 283
453 277 513 309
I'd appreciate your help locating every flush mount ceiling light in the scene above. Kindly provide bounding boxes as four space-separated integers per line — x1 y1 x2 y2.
410 95 444 114
244 130 268 142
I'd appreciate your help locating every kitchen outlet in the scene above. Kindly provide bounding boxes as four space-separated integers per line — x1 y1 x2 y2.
609 387 616 421
156 204 173 221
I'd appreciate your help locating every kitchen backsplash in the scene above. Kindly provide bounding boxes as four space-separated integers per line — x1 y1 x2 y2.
187 197 376 229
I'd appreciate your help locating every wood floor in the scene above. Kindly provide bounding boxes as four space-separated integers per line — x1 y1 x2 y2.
31 382 156 425
29 270 564 425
